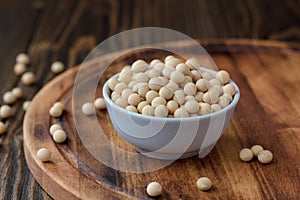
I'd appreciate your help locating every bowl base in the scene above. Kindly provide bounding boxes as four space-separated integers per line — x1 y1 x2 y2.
136 142 216 160
136 148 199 160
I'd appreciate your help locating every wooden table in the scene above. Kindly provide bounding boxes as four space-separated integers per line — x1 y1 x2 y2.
0 1 299 199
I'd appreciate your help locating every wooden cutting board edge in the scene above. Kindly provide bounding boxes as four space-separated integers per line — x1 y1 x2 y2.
23 39 300 200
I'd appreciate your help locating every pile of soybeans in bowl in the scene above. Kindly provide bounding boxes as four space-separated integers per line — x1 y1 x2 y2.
107 55 237 118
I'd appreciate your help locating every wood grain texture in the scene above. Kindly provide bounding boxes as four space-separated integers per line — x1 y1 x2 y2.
0 0 299 199
23 40 300 199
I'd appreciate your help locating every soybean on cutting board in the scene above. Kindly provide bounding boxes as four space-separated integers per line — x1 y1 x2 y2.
23 40 300 199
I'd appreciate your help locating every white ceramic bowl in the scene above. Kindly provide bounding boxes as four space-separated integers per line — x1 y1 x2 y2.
103 68 240 160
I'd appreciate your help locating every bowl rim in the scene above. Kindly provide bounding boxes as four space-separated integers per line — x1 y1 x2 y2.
102 67 240 122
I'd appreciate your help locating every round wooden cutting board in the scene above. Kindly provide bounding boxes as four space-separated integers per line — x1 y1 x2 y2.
23 40 300 199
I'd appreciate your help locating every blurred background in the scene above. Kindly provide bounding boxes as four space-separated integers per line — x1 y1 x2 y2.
1 0 299 90
1 0 299 67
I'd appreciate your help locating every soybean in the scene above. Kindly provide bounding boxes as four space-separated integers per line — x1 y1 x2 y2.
146 182 162 197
